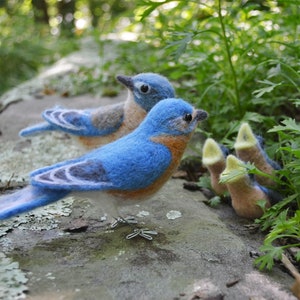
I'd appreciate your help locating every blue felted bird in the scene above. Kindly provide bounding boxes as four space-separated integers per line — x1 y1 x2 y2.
0 98 208 238
19 73 175 150
234 122 281 187
220 155 282 219
202 138 228 195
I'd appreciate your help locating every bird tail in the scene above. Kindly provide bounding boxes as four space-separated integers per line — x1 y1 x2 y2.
19 122 55 137
0 185 69 219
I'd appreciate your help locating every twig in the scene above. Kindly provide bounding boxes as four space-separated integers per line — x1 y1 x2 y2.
281 253 300 299
1 173 14 192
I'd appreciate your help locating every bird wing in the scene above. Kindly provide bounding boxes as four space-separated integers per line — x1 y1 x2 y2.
30 138 172 192
259 185 283 205
19 122 56 137
30 159 114 190
42 103 124 136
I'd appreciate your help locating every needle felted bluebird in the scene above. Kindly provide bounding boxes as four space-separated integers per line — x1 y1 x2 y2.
19 73 175 150
202 138 228 195
220 155 282 219
1 98 208 238
234 122 281 187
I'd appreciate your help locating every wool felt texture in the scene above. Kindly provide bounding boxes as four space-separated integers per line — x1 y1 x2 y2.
220 155 282 219
234 122 281 187
202 138 229 195
0 98 208 220
19 73 175 150
0 186 69 219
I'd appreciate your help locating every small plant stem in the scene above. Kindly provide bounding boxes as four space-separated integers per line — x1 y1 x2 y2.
217 0 242 115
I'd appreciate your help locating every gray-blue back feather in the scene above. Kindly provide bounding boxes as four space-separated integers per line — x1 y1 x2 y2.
256 134 281 170
258 185 283 205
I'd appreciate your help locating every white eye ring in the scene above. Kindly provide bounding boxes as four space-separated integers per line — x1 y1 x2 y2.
136 82 151 94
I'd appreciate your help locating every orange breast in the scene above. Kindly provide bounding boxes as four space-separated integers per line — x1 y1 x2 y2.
109 134 191 200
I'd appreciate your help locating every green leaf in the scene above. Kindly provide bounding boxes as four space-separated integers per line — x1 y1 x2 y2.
139 1 166 20
207 196 221 208
252 80 283 98
197 175 211 190
166 32 194 61
255 244 283 270
256 199 268 211
269 118 300 134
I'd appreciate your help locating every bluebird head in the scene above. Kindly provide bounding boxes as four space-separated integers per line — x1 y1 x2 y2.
138 98 208 136
116 73 175 112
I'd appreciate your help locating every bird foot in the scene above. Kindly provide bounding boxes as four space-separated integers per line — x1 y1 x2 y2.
126 228 158 241
110 216 138 229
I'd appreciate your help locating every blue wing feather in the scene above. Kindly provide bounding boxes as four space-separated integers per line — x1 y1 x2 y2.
42 104 125 136
20 104 125 137
30 137 172 191
256 135 281 170
19 122 55 137
0 186 69 219
258 185 283 205
42 108 108 136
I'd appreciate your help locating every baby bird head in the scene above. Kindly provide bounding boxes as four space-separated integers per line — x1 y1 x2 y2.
220 155 248 184
202 138 229 195
202 138 227 166
139 98 208 137
116 73 175 112
234 122 258 150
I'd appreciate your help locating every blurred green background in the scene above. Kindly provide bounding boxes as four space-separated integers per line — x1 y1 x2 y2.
0 0 299 139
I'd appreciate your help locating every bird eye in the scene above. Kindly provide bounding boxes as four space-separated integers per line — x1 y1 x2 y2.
183 113 193 123
140 84 150 93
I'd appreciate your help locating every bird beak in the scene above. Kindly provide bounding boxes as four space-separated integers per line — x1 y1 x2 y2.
195 109 208 121
116 75 134 91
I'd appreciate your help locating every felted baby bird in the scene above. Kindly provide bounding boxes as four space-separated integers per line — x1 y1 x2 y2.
19 73 175 150
234 122 281 187
202 138 228 195
220 155 282 219
1 98 208 239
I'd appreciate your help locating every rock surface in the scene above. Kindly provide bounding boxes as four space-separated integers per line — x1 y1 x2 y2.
0 40 297 300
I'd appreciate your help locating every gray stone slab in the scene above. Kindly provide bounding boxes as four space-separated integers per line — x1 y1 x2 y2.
0 100 296 299
0 178 296 300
